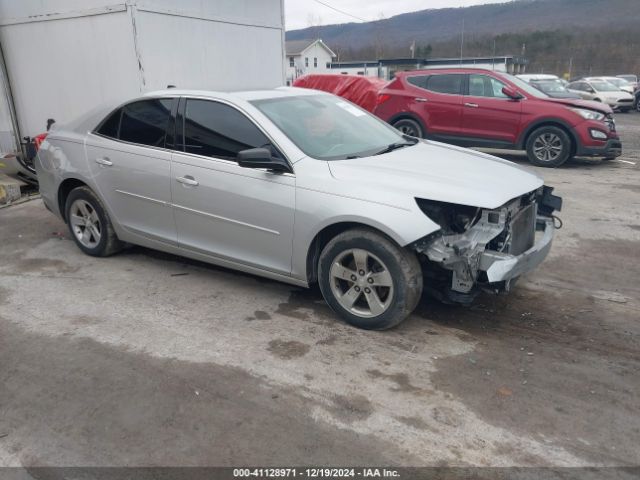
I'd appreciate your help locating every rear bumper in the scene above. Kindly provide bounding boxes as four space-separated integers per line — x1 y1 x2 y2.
480 216 555 284
576 138 622 158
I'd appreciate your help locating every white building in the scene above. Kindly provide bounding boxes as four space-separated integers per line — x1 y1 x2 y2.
330 56 529 80
285 39 336 85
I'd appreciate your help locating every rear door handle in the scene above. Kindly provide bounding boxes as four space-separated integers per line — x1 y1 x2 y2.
415 97 428 103
176 175 199 186
95 157 113 166
464 102 479 108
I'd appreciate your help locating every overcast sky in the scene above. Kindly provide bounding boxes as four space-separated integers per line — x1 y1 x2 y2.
285 0 510 30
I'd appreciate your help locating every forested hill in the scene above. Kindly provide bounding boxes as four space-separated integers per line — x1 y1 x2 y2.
286 0 639 76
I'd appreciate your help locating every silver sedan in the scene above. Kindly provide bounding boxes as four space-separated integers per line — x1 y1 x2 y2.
36 88 561 329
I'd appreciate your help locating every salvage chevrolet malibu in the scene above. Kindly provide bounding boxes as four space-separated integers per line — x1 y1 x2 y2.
36 88 562 330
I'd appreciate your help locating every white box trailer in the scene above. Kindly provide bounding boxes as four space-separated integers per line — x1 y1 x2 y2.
0 0 286 157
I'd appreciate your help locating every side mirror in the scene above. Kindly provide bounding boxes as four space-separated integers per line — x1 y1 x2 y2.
502 86 523 100
237 148 291 173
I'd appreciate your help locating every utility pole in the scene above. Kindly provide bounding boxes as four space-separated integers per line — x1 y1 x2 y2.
492 38 496 70
459 16 465 64
568 57 573 80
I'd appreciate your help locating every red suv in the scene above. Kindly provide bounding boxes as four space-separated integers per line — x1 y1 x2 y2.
373 68 621 167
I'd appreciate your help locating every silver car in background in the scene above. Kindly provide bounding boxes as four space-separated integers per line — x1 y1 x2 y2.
567 79 635 112
36 88 561 330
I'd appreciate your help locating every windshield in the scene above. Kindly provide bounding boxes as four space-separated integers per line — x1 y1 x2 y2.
591 81 621 92
533 80 567 93
252 95 409 160
500 73 549 98
603 78 628 87
618 75 637 83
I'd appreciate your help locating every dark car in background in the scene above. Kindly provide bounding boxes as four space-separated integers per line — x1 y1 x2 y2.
517 74 580 99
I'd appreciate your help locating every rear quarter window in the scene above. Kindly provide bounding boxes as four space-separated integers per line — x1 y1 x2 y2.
96 109 122 138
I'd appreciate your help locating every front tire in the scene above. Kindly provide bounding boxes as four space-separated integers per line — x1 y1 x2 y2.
318 229 423 330
392 118 424 138
65 186 123 257
526 126 572 168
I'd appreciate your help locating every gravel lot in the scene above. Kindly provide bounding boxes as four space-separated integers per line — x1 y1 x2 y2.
0 113 639 471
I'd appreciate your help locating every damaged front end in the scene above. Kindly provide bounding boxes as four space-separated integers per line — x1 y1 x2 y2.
413 186 562 304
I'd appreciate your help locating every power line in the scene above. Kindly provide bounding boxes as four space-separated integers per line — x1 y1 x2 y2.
311 0 368 23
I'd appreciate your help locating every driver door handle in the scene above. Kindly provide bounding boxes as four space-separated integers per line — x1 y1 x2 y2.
95 157 113 166
464 102 479 108
415 97 428 102
176 175 199 186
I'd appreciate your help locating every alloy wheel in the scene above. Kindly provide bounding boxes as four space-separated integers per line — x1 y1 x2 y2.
329 248 394 318
69 199 102 248
532 133 563 162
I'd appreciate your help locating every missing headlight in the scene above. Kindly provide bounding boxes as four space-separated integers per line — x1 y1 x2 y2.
415 198 481 234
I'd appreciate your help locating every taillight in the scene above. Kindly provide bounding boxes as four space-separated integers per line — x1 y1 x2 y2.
377 94 391 105
33 132 48 150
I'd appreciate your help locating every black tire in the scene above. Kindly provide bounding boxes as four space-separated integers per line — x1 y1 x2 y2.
392 118 424 138
318 228 423 330
65 186 123 257
525 126 572 168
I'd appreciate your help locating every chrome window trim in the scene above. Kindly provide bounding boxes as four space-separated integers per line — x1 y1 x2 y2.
91 96 175 146
88 95 296 175
86 132 174 159
405 73 465 97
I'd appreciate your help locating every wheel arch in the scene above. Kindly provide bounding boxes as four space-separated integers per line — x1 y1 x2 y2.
57 178 90 222
518 118 578 156
388 112 427 138
304 220 425 284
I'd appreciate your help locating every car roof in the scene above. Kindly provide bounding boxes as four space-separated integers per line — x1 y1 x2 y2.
395 68 508 76
142 86 324 102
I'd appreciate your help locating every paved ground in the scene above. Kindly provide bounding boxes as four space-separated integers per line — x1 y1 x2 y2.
0 114 639 469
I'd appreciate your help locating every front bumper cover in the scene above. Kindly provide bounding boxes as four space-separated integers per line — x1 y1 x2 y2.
479 216 554 283
577 139 622 158
415 189 561 300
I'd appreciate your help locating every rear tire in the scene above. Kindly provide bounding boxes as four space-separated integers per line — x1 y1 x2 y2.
65 186 123 257
318 228 423 330
526 126 572 168
392 118 424 138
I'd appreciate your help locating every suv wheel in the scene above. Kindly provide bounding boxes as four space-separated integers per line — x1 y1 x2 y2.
392 118 424 138
65 186 123 257
526 126 572 168
318 228 423 330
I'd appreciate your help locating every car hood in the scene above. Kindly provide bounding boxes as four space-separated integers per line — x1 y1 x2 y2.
545 97 613 114
327 141 543 210
546 91 582 99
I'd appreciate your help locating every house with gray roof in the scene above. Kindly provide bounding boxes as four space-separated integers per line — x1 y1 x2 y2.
285 39 336 85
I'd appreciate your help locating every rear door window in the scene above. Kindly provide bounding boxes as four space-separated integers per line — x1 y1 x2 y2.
119 99 173 147
181 99 271 160
424 74 463 95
